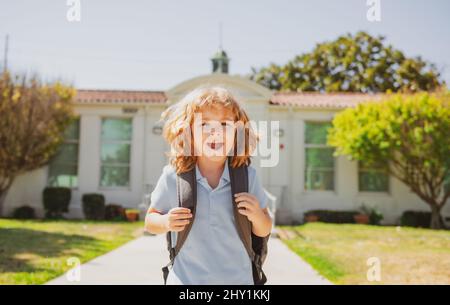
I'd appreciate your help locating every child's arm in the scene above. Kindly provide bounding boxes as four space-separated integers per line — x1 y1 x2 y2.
145 207 192 235
250 207 273 237
234 193 273 237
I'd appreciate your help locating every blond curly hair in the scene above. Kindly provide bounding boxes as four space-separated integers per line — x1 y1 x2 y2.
160 86 257 174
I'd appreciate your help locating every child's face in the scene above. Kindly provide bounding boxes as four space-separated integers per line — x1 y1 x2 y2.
192 105 236 161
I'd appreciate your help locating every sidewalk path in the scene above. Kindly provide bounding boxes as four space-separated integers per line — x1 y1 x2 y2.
46 234 332 285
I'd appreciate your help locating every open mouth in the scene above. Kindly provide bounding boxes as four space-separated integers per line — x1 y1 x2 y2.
207 142 224 150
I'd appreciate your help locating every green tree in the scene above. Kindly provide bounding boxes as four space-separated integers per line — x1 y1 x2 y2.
0 71 76 217
250 32 444 93
328 93 450 229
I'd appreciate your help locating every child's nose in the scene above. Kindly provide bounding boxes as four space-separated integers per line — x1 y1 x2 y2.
210 127 221 135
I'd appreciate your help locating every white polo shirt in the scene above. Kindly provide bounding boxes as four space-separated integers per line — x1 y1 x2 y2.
149 159 268 285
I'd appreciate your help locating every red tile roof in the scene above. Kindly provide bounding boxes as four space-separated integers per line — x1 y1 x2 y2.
75 89 167 104
74 89 384 109
270 92 384 108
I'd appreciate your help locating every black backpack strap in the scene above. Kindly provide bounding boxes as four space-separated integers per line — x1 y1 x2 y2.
228 158 269 285
228 161 254 260
162 167 197 285
174 169 197 253
162 231 176 284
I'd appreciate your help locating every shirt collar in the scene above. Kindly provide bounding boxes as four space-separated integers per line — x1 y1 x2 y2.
195 158 230 183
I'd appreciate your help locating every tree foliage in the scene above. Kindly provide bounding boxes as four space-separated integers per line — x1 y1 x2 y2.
250 32 444 93
328 92 450 229
0 71 76 216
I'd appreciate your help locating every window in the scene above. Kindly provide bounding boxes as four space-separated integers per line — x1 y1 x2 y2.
359 161 389 192
304 122 334 191
48 119 80 188
100 118 132 187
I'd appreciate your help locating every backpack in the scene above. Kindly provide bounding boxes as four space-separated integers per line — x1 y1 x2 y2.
161 160 270 285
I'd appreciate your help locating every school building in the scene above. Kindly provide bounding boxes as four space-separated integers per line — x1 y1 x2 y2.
3 49 449 225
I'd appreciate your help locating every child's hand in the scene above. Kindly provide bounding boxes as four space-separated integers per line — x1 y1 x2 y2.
165 207 192 232
234 193 265 223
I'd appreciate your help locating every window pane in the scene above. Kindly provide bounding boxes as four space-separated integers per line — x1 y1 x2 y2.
305 147 334 169
101 118 132 141
305 170 334 190
359 171 389 192
305 122 331 144
48 119 79 187
359 161 389 192
51 143 79 164
100 166 130 187
64 119 80 140
101 143 130 164
48 164 78 187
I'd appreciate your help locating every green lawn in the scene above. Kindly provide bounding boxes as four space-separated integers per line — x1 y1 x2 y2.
278 223 450 284
0 219 144 284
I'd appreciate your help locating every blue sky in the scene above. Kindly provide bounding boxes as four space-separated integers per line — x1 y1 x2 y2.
1 0 449 90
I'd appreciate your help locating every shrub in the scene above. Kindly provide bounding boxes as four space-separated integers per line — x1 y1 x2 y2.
12 206 36 219
82 193 105 220
104 204 126 221
359 204 384 225
401 211 432 228
42 187 71 219
304 210 359 224
369 209 384 225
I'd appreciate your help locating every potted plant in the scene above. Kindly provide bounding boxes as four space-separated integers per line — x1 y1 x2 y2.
304 213 319 223
354 204 370 224
125 209 140 222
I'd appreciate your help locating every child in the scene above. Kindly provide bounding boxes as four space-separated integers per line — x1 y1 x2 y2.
145 87 272 285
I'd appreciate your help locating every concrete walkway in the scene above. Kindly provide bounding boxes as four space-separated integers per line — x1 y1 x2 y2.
46 234 331 285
